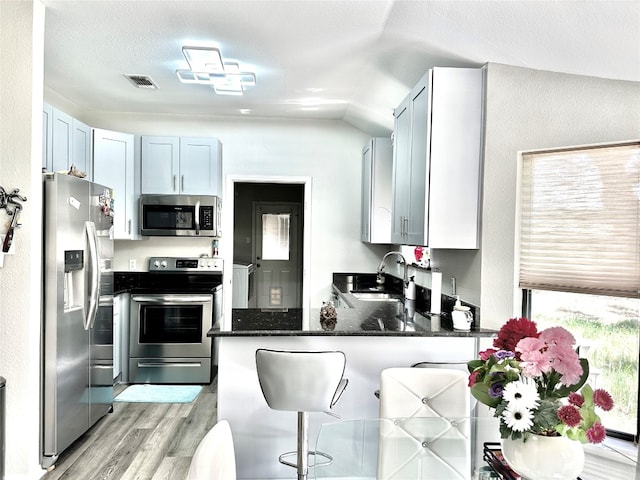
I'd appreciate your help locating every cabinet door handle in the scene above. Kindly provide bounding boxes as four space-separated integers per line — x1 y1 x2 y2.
172 174 177 192
181 175 185 192
128 219 132 235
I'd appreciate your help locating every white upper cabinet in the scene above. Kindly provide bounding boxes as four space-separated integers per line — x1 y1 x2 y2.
391 75 430 245
390 67 484 248
428 68 484 249
42 104 53 170
42 103 92 179
71 119 92 179
141 136 222 196
51 107 73 172
361 137 392 244
93 128 138 240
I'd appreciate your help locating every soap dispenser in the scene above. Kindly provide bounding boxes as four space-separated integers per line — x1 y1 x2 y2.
451 295 473 330
405 276 416 300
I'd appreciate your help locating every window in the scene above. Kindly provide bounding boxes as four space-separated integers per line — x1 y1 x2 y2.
525 289 638 437
261 213 290 260
519 141 640 440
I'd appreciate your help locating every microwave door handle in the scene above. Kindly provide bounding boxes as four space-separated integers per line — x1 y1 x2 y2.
194 200 200 235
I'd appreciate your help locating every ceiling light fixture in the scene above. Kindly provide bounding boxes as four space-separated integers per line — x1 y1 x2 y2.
181 46 224 73
176 46 256 96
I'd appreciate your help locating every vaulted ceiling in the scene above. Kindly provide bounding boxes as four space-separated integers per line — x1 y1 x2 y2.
43 0 640 136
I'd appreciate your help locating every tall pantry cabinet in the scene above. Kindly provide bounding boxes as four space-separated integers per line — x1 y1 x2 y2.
390 67 484 248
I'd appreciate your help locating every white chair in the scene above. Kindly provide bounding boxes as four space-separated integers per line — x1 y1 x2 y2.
377 367 471 479
187 420 236 480
255 348 348 480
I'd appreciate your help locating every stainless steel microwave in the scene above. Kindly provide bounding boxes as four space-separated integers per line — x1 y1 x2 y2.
139 194 221 237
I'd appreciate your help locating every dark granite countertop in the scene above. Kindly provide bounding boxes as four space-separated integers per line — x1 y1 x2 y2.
208 272 497 338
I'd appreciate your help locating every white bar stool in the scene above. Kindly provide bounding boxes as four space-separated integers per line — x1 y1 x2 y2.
255 348 348 480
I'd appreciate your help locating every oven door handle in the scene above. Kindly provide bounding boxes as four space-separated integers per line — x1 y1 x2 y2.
137 361 203 368
131 295 212 304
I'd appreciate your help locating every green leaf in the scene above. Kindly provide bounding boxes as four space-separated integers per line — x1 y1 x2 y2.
533 399 561 431
467 360 484 372
470 382 500 408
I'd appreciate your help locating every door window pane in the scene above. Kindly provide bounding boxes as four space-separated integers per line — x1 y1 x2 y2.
262 213 290 260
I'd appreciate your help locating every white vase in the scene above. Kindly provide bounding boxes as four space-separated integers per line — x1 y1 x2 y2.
501 434 585 480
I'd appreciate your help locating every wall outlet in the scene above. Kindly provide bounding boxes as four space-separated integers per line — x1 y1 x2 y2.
129 259 136 270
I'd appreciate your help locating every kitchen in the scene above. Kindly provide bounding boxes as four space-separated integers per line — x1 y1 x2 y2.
2 1 640 479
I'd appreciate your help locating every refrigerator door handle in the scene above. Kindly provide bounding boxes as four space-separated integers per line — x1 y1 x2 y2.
85 221 101 330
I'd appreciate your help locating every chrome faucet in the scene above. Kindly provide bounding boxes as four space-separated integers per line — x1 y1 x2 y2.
376 251 409 290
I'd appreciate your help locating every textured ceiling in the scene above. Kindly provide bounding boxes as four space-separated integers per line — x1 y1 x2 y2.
42 0 640 136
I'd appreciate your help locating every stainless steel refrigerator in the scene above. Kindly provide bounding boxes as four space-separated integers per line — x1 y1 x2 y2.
41 173 114 469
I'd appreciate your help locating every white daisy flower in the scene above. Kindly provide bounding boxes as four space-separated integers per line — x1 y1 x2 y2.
502 378 540 410
502 404 534 432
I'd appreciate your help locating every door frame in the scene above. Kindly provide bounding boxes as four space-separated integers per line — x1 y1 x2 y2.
223 175 311 330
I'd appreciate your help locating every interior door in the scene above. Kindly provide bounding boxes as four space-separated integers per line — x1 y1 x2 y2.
253 203 301 308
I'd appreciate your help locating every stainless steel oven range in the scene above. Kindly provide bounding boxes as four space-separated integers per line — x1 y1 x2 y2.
129 257 223 384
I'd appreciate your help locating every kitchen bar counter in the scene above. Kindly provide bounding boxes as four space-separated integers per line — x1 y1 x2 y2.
208 305 496 337
208 272 496 338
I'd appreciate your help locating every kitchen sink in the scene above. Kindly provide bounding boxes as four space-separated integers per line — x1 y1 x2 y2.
351 292 401 301
360 316 417 332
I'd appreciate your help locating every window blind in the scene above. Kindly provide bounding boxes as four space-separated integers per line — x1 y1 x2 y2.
519 141 640 298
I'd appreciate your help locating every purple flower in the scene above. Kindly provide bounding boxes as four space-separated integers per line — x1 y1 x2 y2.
494 350 515 360
488 382 504 398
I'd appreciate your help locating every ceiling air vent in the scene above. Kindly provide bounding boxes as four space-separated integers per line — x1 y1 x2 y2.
124 74 158 89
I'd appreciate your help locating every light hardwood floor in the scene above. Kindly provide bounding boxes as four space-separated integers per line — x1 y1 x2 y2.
40 379 218 480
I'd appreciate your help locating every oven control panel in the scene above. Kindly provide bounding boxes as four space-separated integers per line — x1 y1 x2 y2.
149 256 223 272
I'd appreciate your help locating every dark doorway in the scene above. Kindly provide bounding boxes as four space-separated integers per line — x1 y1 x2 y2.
232 183 304 309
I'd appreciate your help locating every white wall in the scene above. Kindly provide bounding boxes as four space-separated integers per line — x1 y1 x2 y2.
75 112 390 308
0 1 46 478
480 63 640 329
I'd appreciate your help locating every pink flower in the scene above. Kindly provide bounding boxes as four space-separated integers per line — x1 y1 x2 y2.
515 337 547 354
479 348 498 361
519 349 553 377
568 392 584 407
539 326 576 347
586 422 606 443
593 389 614 411
557 405 582 427
548 344 582 386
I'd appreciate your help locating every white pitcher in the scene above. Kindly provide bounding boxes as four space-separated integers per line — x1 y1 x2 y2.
451 296 473 330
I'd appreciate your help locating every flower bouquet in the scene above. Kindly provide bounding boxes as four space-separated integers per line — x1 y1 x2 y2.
467 318 614 444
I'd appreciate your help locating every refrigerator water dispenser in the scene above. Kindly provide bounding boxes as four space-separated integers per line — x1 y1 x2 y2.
63 250 84 310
